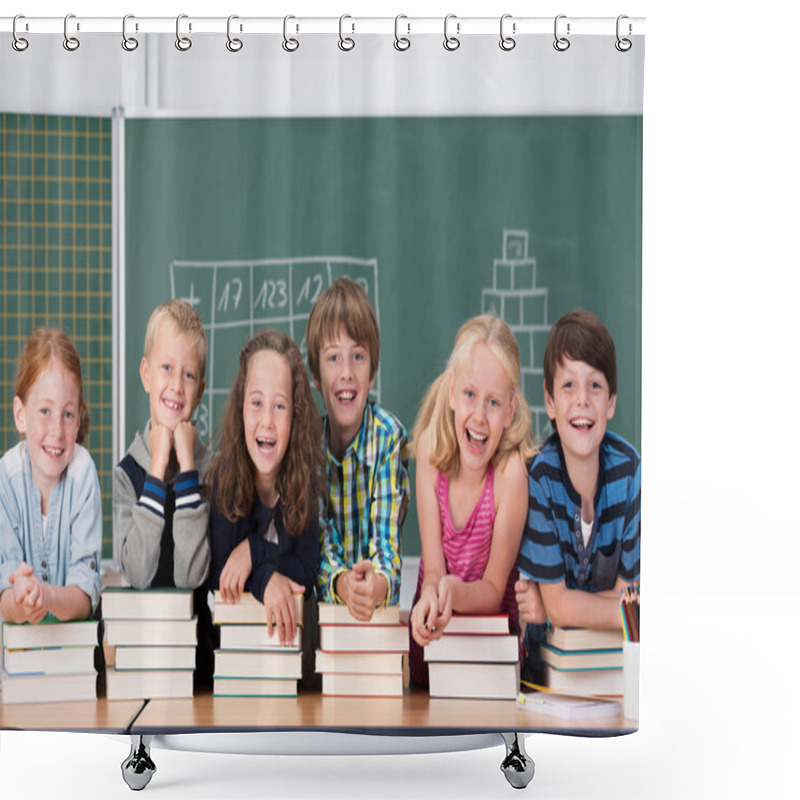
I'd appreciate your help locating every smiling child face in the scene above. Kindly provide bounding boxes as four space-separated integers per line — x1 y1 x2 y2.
13 359 81 502
545 357 616 465
140 318 205 432
448 342 517 476
314 327 375 459
243 348 293 505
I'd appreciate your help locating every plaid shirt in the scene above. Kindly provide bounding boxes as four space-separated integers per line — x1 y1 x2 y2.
317 400 410 605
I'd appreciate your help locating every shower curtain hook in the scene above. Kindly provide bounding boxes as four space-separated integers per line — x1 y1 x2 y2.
226 15 243 52
282 15 299 52
63 14 80 51
499 14 516 51
12 14 29 52
122 14 139 52
443 14 460 51
615 14 632 52
394 14 410 51
554 14 570 51
339 14 355 51
176 13 192 51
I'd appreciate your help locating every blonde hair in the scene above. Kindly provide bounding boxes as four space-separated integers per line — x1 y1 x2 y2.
16 328 90 444
412 315 536 475
144 299 208 380
305 277 380 383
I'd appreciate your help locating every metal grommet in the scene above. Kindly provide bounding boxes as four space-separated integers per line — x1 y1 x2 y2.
226 14 243 52
554 14 570 52
615 14 632 52
176 13 192 51
282 15 299 52
338 14 355 51
499 14 515 51
63 13 80 51
122 14 139 52
443 13 460 51
12 14 29 52
394 14 410 51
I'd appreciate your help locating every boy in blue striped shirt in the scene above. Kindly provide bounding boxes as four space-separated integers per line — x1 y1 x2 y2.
306 278 410 621
516 309 640 679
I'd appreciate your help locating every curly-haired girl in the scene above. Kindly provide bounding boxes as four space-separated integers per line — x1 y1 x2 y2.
208 329 323 645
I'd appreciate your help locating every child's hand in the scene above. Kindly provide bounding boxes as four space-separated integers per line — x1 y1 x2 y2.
410 585 441 647
9 564 48 623
515 579 547 624
435 574 459 634
172 420 196 473
345 561 389 621
149 422 173 480
262 573 305 645
219 540 252 604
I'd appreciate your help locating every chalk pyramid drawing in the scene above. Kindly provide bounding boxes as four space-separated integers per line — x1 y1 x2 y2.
481 230 552 442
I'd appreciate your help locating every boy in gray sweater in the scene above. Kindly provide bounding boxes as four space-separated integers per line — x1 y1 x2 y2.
113 300 211 590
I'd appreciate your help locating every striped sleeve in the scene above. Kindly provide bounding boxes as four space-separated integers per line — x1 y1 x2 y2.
518 460 565 583
138 474 167 517
618 456 641 582
174 470 202 510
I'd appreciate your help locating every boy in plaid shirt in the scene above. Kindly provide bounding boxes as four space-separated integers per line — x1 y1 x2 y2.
306 278 409 620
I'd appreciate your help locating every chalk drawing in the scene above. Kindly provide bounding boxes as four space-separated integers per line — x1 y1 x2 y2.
170 257 380 440
481 230 552 442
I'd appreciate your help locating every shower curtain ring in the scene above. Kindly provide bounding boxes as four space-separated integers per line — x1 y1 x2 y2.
615 15 632 52
226 15 243 52
122 14 139 52
282 15 299 52
176 14 192 51
12 14 29 52
63 14 80 51
554 14 570 51
394 14 410 51
499 14 515 51
339 14 355 51
443 14 460 51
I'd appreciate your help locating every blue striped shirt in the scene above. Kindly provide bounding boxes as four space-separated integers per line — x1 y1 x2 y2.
519 430 640 591
317 400 410 605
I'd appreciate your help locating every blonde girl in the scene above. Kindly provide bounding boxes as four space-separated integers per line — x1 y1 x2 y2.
0 329 101 624
208 329 323 644
408 315 538 685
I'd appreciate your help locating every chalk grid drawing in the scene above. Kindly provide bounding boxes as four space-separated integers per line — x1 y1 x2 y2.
171 257 380 441
481 230 552 442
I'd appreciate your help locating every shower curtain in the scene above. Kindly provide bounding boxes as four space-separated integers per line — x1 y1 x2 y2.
1 15 643 732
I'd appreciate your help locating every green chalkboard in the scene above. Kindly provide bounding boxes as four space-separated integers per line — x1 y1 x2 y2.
124 116 642 555
1 113 114 557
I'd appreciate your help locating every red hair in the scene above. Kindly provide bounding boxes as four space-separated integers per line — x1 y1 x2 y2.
16 329 90 444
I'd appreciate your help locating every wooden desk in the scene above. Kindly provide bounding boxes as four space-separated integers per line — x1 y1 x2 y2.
0 698 144 733
131 689 637 738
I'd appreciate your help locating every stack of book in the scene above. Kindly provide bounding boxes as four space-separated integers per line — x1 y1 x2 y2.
540 626 624 696
102 588 197 700
1 619 98 705
316 603 407 697
424 614 519 700
212 591 304 698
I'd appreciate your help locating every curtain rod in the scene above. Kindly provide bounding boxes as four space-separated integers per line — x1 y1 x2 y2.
1 15 645 38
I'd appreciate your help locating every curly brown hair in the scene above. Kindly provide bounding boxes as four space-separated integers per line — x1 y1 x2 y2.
208 329 324 536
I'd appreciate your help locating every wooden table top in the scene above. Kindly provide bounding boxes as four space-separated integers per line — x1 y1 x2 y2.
131 689 637 737
0 698 144 732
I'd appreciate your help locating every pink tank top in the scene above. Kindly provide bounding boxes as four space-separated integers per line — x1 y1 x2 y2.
414 464 519 629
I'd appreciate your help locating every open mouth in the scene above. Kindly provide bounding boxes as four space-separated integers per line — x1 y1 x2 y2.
43 445 65 458
570 417 595 431
256 436 277 454
335 390 356 404
162 398 184 413
466 427 488 448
